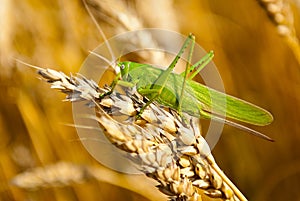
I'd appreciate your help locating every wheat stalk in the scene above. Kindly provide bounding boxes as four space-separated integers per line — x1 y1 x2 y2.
19 66 248 201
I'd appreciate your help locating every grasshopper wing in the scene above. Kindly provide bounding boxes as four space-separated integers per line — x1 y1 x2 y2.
188 80 273 126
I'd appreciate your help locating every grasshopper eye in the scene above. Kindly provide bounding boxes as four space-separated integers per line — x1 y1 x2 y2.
120 64 125 70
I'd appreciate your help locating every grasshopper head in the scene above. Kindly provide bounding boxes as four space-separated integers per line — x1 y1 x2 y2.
117 61 144 81
117 61 131 80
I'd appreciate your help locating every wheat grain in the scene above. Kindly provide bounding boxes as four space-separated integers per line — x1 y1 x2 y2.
258 0 294 36
258 0 300 66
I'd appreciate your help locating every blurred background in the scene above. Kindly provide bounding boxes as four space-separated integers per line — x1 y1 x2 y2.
1 0 300 200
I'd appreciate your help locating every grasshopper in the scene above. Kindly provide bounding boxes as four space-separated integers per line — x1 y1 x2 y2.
106 33 273 141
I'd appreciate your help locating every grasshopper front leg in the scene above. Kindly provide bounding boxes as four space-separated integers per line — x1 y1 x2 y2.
99 72 135 99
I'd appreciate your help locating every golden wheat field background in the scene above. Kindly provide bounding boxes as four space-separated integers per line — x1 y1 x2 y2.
1 0 300 200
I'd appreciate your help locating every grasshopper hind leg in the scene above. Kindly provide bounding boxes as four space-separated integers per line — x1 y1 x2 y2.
137 33 196 117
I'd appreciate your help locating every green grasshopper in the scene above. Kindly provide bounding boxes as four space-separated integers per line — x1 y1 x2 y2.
103 33 273 141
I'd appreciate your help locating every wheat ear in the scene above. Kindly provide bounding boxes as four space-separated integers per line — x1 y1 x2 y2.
21 66 249 201
258 0 300 66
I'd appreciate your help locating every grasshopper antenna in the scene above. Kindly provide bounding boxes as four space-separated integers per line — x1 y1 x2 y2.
15 59 44 71
88 50 119 73
88 50 113 65
82 0 116 69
